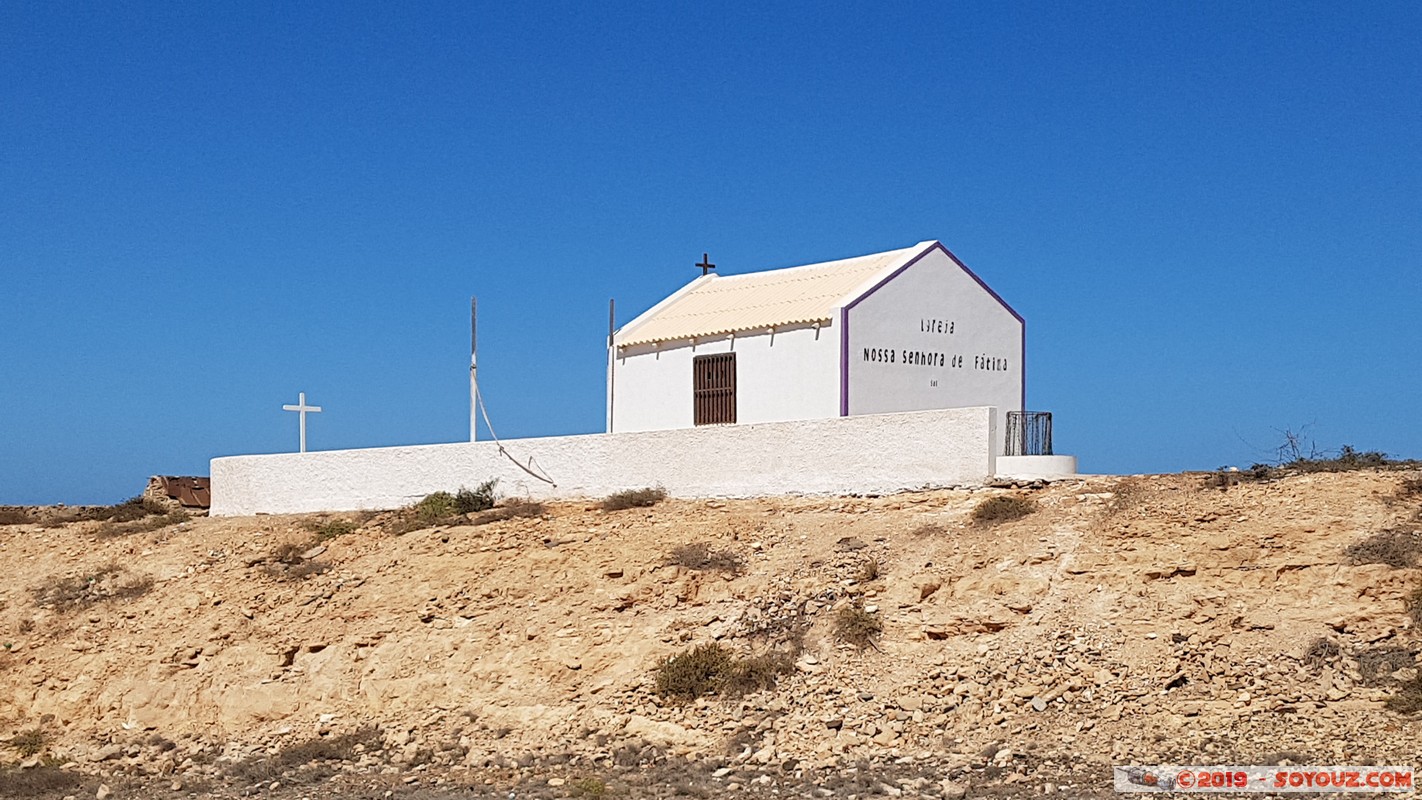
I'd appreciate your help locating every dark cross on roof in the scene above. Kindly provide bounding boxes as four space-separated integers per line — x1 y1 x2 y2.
696 253 716 276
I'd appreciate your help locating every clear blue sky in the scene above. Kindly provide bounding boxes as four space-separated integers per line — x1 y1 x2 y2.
3 2 1419 504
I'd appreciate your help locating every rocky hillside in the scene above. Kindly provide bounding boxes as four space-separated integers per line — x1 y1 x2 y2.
0 468 1419 799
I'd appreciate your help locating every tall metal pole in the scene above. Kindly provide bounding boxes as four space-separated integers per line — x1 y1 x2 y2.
607 298 615 433
477 295 483 443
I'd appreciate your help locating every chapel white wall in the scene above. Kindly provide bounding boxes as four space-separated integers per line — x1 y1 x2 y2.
211 407 996 516
608 322 838 433
846 247 1023 445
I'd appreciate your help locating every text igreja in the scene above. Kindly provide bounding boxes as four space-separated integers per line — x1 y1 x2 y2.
861 348 1010 371
920 318 955 334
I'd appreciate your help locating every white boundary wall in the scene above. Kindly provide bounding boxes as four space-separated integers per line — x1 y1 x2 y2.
210 407 996 516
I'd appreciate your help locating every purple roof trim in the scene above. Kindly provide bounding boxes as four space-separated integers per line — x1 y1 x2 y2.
838 241 1026 418
939 242 1024 323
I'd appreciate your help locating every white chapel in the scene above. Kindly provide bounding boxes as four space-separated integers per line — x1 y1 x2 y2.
607 240 1025 439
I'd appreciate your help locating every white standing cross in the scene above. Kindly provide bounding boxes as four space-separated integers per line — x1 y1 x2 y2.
282 392 322 453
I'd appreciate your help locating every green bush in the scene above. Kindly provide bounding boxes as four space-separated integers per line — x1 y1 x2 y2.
413 491 458 523
970 494 1036 525
454 480 497 514
408 480 498 526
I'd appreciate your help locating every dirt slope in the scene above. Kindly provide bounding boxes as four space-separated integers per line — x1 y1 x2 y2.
0 469 1419 798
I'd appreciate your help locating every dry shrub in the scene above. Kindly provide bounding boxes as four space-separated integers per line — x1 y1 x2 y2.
260 540 329 581
264 560 327 581
653 643 795 701
1206 444 1415 493
36 511 82 529
1288 445 1396 473
1107 477 1153 511
307 518 359 540
472 498 546 526
568 777 609 798
0 507 30 526
35 496 172 529
270 542 308 564
741 601 813 653
721 650 796 696
856 559 881 582
1344 530 1422 568
1386 674 1422 714
1407 583 1422 629
602 487 667 511
227 727 383 784
1304 637 1342 667
274 726 382 767
0 764 89 799
1354 645 1419 687
33 564 153 610
1397 476 1422 500
654 644 731 701
912 522 948 537
1202 465 1274 490
87 496 170 523
971 494 1036 525
666 542 743 573
94 510 188 539
9 728 48 757
833 603 883 648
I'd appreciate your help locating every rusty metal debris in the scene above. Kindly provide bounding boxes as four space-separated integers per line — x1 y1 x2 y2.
147 476 211 509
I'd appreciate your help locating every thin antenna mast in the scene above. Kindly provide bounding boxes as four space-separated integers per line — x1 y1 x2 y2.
607 298 616 433
477 295 483 443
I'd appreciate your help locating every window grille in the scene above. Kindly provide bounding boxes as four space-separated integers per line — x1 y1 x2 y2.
1005 411 1053 456
693 353 736 425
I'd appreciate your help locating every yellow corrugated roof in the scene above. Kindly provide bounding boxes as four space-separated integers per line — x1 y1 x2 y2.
615 243 929 347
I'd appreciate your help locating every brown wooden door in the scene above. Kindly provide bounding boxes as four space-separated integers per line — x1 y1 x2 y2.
693 353 736 425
